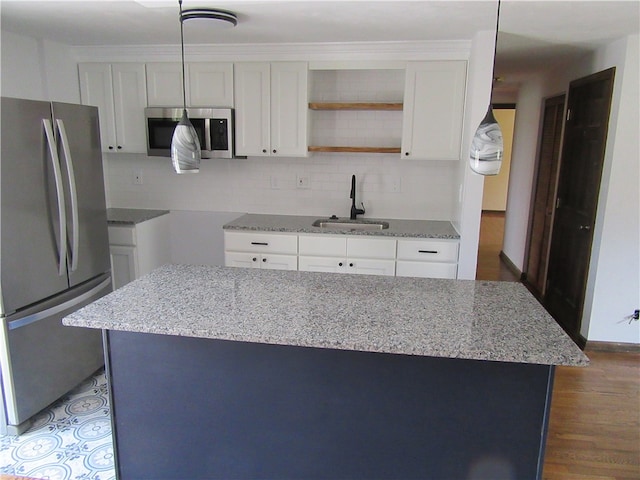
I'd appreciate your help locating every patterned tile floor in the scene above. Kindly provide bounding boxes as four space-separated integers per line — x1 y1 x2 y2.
0 369 115 480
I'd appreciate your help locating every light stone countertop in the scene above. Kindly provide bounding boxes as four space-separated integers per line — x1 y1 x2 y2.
223 214 460 239
64 264 588 366
107 208 170 225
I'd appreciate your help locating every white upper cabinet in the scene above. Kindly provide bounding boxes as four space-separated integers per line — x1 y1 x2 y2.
146 62 234 107
401 61 467 161
79 63 147 153
234 62 308 157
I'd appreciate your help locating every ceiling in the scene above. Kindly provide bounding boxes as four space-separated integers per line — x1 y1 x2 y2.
1 0 638 80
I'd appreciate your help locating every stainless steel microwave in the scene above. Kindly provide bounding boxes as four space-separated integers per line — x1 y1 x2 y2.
145 107 234 159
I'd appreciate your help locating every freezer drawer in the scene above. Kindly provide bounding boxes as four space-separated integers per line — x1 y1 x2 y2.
0 274 111 435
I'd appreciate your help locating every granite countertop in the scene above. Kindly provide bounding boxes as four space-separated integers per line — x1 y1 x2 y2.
224 214 460 239
107 208 170 225
64 264 588 366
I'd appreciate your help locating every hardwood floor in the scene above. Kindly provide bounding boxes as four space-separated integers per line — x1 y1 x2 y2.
477 211 640 480
476 211 519 281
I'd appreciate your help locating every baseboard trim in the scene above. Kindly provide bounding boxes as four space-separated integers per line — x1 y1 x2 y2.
499 251 522 279
585 341 640 353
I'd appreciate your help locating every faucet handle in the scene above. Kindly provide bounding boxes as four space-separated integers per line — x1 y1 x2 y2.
360 202 366 214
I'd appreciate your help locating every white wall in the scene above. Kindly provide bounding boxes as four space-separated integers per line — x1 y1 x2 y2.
1 30 79 102
503 34 639 344
454 30 495 280
581 35 639 343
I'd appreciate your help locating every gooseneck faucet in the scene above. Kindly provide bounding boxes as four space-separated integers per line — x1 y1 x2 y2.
350 174 365 220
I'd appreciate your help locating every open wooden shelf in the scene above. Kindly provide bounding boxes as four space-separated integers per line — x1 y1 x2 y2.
308 146 401 154
308 102 403 111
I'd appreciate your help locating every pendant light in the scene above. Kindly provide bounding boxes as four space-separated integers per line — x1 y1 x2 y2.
170 0 237 174
469 0 504 176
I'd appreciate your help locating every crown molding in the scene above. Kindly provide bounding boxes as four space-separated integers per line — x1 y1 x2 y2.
71 40 471 63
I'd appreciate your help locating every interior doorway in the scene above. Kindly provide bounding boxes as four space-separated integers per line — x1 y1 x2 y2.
476 105 517 281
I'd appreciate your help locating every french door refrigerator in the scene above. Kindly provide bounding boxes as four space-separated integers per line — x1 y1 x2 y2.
0 97 112 435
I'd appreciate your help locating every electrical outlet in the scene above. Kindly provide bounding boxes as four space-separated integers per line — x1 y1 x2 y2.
296 175 310 189
390 177 401 193
133 170 143 185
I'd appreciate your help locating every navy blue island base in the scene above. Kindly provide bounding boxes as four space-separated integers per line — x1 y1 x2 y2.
105 330 554 480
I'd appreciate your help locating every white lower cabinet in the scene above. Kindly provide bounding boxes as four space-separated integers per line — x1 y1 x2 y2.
224 230 458 279
395 239 459 279
224 231 298 271
298 235 396 276
108 214 171 289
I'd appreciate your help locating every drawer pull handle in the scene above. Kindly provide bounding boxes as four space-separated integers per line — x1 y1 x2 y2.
418 250 438 254
251 242 269 246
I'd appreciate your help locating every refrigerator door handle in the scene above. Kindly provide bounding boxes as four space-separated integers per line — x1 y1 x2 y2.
42 118 67 277
56 119 79 272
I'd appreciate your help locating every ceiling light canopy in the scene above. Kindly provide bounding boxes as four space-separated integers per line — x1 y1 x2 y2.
180 8 237 27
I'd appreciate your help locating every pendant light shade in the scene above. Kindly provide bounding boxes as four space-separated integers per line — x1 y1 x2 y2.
470 106 503 175
170 0 236 174
171 109 201 173
469 0 504 176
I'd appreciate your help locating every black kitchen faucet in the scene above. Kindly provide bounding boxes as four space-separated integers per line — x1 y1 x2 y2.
350 174 365 220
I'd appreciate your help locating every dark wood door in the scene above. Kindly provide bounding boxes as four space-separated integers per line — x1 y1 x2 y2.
524 95 566 298
545 67 615 342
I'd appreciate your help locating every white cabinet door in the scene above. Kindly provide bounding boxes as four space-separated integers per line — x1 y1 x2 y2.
261 254 298 271
79 63 117 152
299 256 344 273
396 261 457 279
189 62 234 107
226 252 297 270
401 61 467 161
270 62 308 156
225 252 262 269
109 245 138 290
112 64 147 153
146 63 184 107
349 259 396 276
79 63 146 153
234 62 271 156
234 62 308 157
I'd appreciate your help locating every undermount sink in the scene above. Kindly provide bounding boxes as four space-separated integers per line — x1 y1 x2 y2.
312 218 390 230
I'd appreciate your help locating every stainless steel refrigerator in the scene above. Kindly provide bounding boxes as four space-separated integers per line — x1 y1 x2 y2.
0 97 112 435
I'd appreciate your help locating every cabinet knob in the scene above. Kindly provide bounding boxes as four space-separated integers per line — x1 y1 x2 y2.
117 145 122 150
404 152 410 156
349 263 354 267
262 258 267 262
108 146 114 150
272 149 277 154
262 149 267 153
252 257 257 262
338 262 343 267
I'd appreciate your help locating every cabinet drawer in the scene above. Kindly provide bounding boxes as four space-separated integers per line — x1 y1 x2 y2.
299 235 346 257
347 237 396 260
396 261 457 279
108 225 137 246
224 231 298 254
396 239 458 262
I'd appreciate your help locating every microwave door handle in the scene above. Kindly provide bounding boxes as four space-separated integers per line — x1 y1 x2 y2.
204 118 212 152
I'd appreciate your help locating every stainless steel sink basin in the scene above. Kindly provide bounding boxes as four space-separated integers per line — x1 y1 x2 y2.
312 218 389 230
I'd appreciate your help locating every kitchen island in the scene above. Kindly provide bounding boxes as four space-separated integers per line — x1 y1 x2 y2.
64 264 587 480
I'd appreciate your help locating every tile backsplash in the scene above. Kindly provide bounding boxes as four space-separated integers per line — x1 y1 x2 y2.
104 69 457 221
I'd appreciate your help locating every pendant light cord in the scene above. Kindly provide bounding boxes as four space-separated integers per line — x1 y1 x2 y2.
178 0 187 111
490 0 501 97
